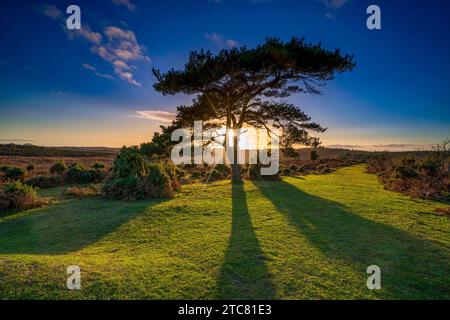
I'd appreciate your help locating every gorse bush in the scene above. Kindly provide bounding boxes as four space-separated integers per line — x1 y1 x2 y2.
63 163 107 184
4 167 26 182
64 162 85 183
113 147 149 178
50 161 67 175
0 181 49 211
102 146 180 200
92 163 105 170
0 166 10 173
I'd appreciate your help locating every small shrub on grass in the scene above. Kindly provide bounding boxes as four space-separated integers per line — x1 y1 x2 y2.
289 165 298 172
321 167 333 174
25 175 64 188
282 168 292 176
215 164 231 176
419 156 441 176
246 164 281 181
191 171 202 179
26 164 35 172
0 181 49 211
50 161 67 175
92 163 105 170
0 166 10 173
204 169 226 182
175 166 187 180
102 147 179 200
4 167 26 182
64 163 105 184
64 184 101 198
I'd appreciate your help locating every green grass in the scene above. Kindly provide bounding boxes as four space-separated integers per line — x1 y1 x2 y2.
0 165 448 299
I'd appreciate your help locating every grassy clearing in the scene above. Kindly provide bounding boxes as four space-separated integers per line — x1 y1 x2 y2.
0 165 448 299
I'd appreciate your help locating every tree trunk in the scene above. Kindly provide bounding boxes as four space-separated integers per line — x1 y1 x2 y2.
231 129 242 182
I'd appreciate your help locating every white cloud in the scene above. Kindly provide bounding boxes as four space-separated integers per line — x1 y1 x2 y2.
134 110 175 123
82 63 114 80
112 0 136 12
82 63 96 71
205 32 238 49
64 24 103 44
42 4 62 19
41 5 149 87
87 26 150 86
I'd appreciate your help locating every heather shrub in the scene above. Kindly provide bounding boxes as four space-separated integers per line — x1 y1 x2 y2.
0 181 49 211
366 153 449 201
64 184 101 198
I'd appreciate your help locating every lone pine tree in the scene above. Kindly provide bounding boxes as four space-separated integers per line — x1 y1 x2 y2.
152 37 355 181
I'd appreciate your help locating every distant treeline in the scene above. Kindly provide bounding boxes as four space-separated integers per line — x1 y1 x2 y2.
0 144 117 157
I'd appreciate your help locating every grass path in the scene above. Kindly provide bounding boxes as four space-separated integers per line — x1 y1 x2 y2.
0 165 448 299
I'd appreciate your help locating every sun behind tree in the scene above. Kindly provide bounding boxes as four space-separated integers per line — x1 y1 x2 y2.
152 37 355 181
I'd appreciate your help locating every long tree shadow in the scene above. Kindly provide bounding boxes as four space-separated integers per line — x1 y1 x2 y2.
0 198 163 255
253 180 450 299
216 182 276 299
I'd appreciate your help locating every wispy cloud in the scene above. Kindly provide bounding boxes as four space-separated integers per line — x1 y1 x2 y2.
42 4 62 19
66 25 103 44
41 7 149 86
112 0 136 12
205 32 238 49
134 110 175 123
82 63 114 80
317 0 349 8
326 143 433 151
0 139 35 143
89 26 150 86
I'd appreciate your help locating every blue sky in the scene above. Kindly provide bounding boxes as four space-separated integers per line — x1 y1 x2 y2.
0 0 449 149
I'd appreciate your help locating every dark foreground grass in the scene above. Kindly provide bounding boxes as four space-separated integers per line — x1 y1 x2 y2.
0 165 448 299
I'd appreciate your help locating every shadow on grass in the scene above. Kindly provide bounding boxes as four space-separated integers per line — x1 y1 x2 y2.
0 198 163 255
216 182 276 299
253 180 450 299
